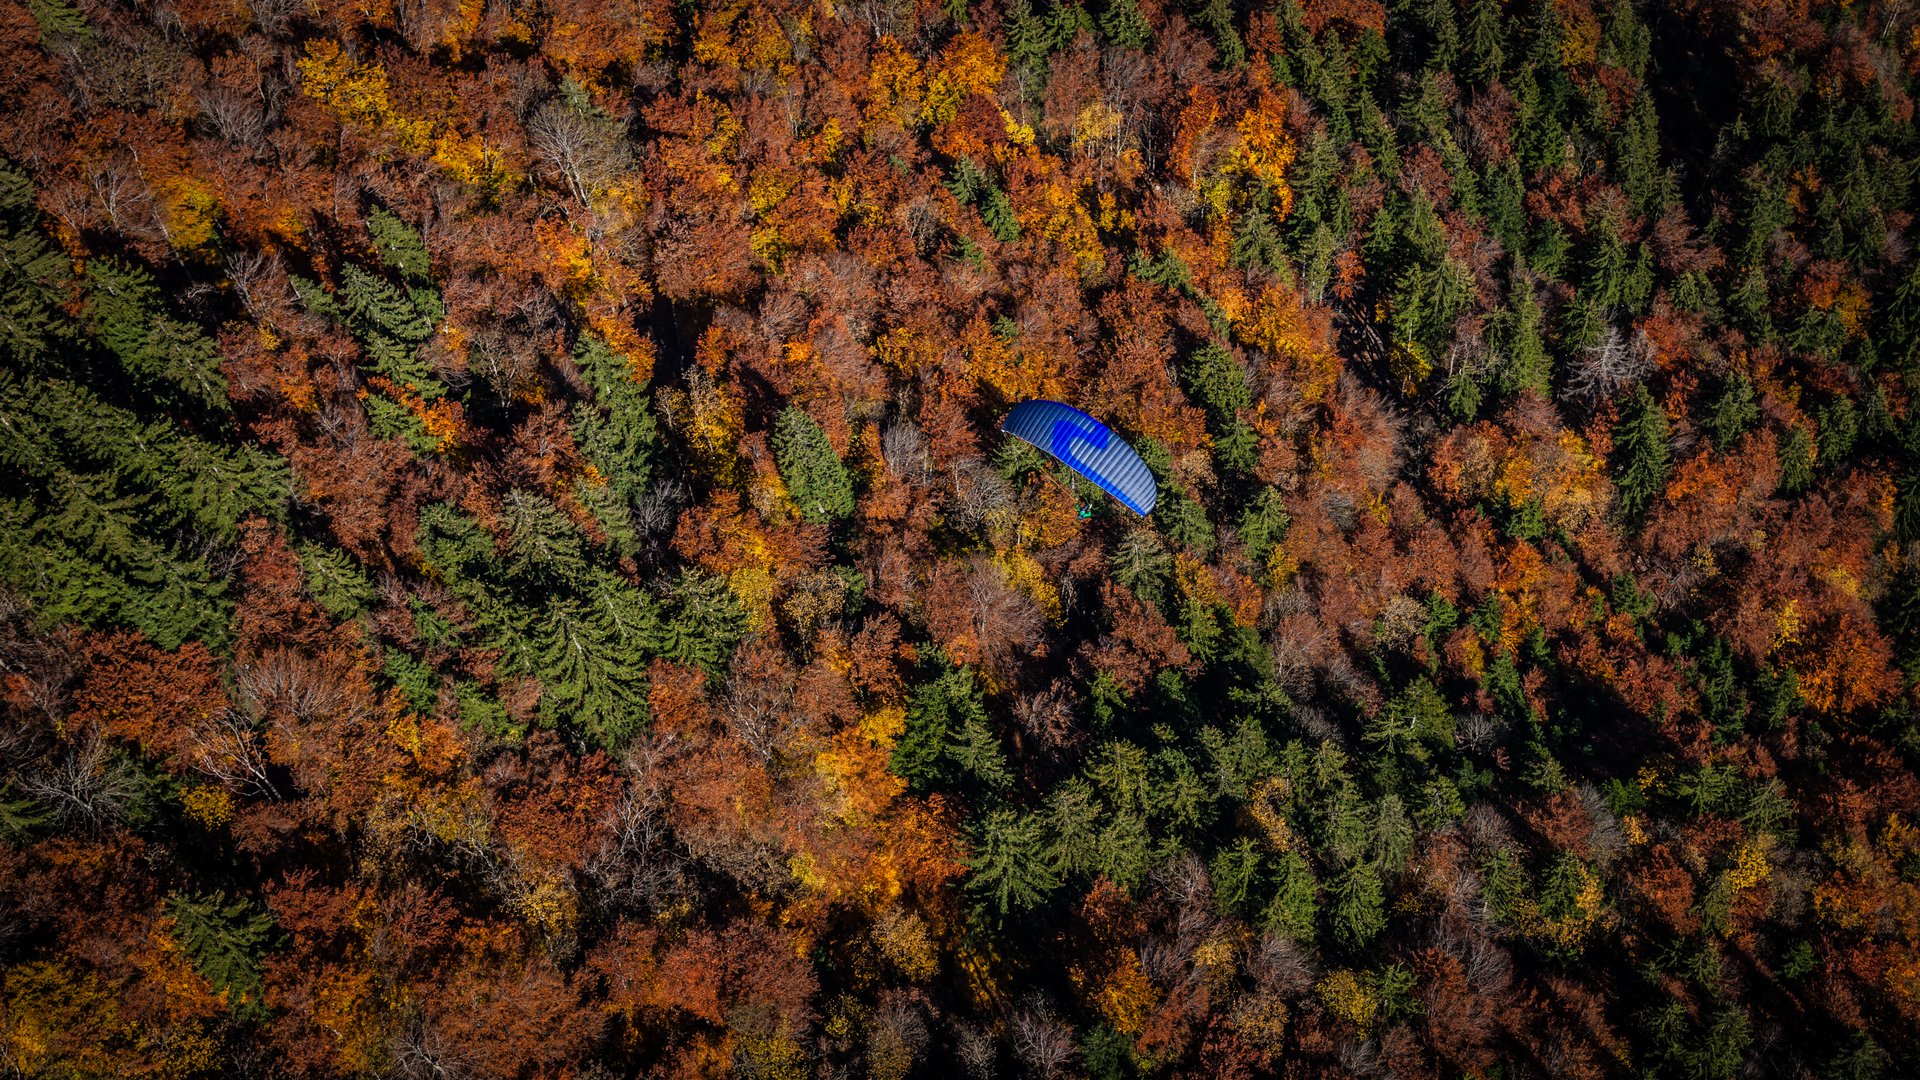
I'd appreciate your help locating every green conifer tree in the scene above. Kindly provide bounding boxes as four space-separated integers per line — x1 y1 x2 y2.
165 891 278 1021
1045 777 1100 877
951 715 1014 791
1235 487 1291 567
1707 372 1759 451
529 590 655 747
366 204 432 280
1189 0 1240 65
1816 396 1858 467
1777 424 1815 496
300 545 376 620
1613 385 1672 522
27 0 92 44
967 808 1061 917
1461 0 1506 83
1230 188 1287 274
1098 0 1151 50
1181 343 1257 476
1005 0 1052 69
773 405 855 523
658 570 750 674
569 335 657 555
1264 849 1320 942
1329 862 1386 947
82 259 231 413
892 662 991 792
1109 527 1172 609
1045 1 1093 51
0 163 284 649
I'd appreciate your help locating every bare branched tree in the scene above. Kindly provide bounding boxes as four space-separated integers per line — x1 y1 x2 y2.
587 740 690 915
881 419 932 485
224 249 282 320
721 656 799 764
946 458 1016 534
1566 324 1656 402
633 477 690 543
527 100 632 211
198 76 270 148
865 992 929 1080
189 707 280 800
390 1011 476 1080
1248 931 1319 998
16 730 144 829
233 648 365 728
951 1019 998 1079
1577 782 1627 868
1010 1002 1076 1079
1456 712 1505 752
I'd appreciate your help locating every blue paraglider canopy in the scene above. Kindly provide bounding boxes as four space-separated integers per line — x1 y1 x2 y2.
1000 401 1158 517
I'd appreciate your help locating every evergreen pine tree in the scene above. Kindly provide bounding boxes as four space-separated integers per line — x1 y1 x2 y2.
1816 396 1858 467
501 492 590 588
529 590 655 747
1095 806 1151 891
658 570 750 674
1299 221 1339 302
1209 837 1262 914
773 405 855 523
1777 424 1815 495
1513 68 1570 174
1045 1 1093 51
1099 0 1151 50
26 0 92 44
82 259 231 413
0 163 284 649
569 335 658 555
1879 257 1920 374
1188 0 1240 65
1329 862 1386 947
979 185 1020 243
0 169 70 365
1235 487 1291 567
1613 384 1672 522
165 891 278 1021
366 204 432 281
1109 527 1172 610
1230 188 1287 274
892 663 991 792
1046 777 1101 877
1005 0 1052 69
951 715 1014 790
383 646 440 715
1370 794 1414 874
1482 158 1527 251
1461 0 1506 83
1412 0 1461 70
1156 487 1214 553
966 808 1061 917
1264 849 1320 943
1180 343 1257 476
338 263 442 391
292 212 448 403
1707 373 1759 451
299 544 377 621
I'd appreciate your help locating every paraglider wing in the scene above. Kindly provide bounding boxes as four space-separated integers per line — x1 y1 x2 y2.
1000 401 1158 516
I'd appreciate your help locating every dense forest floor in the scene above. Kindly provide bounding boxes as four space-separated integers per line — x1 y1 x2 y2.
2 0 1920 1076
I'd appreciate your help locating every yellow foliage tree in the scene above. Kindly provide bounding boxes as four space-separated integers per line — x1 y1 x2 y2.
923 31 1004 126
1237 283 1340 402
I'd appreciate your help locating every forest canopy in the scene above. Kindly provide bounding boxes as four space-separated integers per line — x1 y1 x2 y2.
2 0 1919 1076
